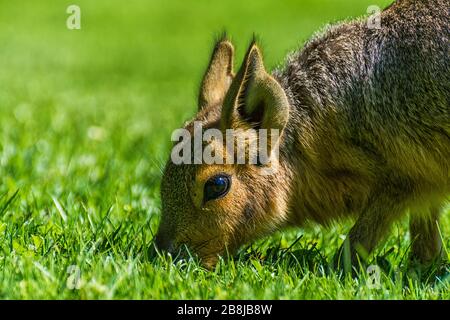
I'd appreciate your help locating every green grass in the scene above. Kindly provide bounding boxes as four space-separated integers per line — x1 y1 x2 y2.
0 0 448 299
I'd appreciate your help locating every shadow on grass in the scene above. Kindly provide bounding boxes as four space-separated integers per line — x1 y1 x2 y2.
146 234 450 290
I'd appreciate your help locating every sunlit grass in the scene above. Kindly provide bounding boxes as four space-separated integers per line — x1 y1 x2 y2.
0 0 448 299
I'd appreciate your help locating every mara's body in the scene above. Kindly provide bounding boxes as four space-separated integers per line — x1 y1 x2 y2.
277 0 449 265
156 0 449 270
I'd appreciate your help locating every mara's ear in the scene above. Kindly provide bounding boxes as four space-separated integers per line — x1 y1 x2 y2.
221 43 289 134
198 39 235 111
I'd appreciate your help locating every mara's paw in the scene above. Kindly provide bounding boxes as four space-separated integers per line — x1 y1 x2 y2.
332 242 367 277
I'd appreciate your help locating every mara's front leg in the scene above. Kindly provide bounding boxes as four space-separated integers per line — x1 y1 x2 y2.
335 194 408 273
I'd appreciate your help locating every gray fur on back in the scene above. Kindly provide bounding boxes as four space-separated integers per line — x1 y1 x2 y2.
275 0 449 154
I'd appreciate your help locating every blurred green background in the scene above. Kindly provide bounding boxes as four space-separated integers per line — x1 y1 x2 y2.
0 0 448 299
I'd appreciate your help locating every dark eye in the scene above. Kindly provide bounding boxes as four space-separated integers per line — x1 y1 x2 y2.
204 174 231 203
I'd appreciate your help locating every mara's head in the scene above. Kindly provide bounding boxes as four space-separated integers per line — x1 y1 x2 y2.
155 38 293 268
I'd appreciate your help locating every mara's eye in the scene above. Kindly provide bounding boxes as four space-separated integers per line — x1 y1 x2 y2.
204 174 231 203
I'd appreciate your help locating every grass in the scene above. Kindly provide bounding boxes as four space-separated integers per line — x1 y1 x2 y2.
0 0 448 299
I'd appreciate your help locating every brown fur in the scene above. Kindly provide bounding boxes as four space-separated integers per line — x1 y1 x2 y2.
156 0 449 270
